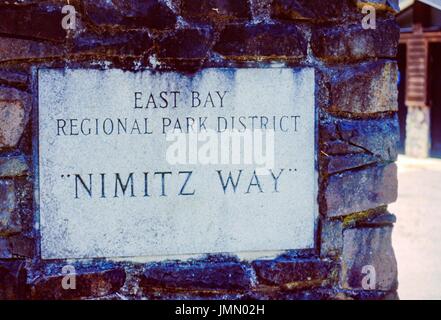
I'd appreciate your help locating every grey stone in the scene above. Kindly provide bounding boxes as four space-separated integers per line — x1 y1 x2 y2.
156 27 213 60
341 226 398 291
0 37 64 62
0 238 12 259
214 23 307 60
0 180 21 236
180 0 251 22
0 87 30 149
0 2 66 41
140 261 252 291
252 259 337 288
72 30 153 57
83 0 177 29
326 61 398 115
31 268 126 300
0 69 28 87
271 0 361 21
312 19 399 62
325 163 398 217
0 155 29 178
321 115 399 174
8 234 35 258
320 219 343 257
0 260 27 299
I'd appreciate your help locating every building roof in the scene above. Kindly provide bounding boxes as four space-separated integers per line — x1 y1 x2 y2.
400 0 441 11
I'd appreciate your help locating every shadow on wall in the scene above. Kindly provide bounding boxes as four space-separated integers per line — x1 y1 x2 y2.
430 43 441 157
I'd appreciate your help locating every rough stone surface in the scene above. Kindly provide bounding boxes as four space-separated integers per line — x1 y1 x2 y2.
325 61 398 115
321 115 399 174
0 101 26 149
271 0 360 21
0 237 12 258
252 259 337 289
214 23 307 59
0 37 64 62
312 19 399 62
8 234 35 258
31 268 126 300
83 0 177 29
320 219 343 257
180 0 251 22
0 69 28 87
0 155 29 178
325 163 398 217
0 180 21 236
0 87 29 150
0 3 66 41
0 260 27 299
341 226 397 291
73 30 153 57
140 261 252 291
156 27 213 60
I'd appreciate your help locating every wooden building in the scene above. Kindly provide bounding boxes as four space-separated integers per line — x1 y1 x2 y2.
398 0 441 157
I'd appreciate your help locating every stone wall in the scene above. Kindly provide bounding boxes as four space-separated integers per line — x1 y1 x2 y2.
0 0 400 300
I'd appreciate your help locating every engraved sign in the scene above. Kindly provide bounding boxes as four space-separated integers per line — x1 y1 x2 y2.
38 68 316 259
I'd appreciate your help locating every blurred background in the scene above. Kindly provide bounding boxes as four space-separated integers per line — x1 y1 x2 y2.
392 0 441 300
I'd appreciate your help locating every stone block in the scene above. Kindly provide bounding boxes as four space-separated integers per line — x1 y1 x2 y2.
312 19 399 62
8 234 35 258
271 0 360 21
0 87 30 150
0 37 64 62
340 226 397 291
140 261 252 291
180 0 251 22
252 259 337 289
321 115 399 174
320 219 344 257
0 155 29 178
325 163 398 217
0 180 21 236
0 260 27 299
0 238 12 258
326 61 398 115
72 30 153 57
31 268 126 300
156 27 213 60
0 69 28 87
83 0 176 29
0 3 66 41
214 23 307 60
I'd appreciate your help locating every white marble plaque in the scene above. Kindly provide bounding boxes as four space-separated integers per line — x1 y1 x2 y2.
38 68 316 259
